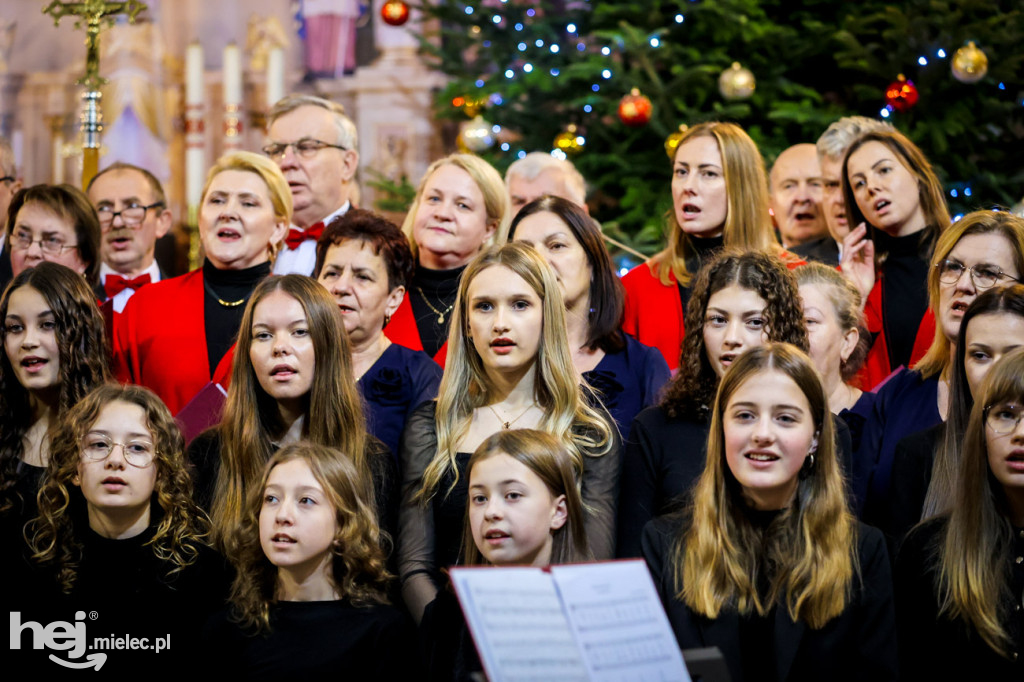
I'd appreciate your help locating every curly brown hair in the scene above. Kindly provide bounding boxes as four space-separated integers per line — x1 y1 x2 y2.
28 384 208 594
0 262 110 511
660 248 808 419
227 442 392 633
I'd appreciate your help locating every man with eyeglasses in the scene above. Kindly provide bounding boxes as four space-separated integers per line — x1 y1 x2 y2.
0 135 22 289
264 94 359 275
86 162 172 312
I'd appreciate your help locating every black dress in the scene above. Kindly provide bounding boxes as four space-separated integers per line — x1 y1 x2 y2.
880 422 944 553
204 598 419 678
895 516 1024 680
398 401 621 617
642 514 898 682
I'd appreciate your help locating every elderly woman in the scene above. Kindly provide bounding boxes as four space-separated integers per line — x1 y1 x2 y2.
5 184 101 287
314 208 442 459
113 151 291 416
393 153 510 367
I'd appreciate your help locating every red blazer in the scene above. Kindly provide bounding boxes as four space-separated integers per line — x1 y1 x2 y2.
113 269 235 416
622 254 807 371
383 292 448 368
622 263 685 371
857 276 936 392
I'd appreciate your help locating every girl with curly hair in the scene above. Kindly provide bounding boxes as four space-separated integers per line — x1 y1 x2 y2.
188 275 394 555
643 343 898 682
618 248 809 557
895 347 1024 679
206 442 416 676
0 262 109 521
399 241 618 623
23 384 225 671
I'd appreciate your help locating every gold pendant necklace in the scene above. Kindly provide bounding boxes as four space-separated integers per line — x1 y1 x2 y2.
416 286 455 324
487 402 538 430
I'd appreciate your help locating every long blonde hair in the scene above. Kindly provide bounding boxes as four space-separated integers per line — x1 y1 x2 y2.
915 210 1024 379
417 242 613 503
213 276 368 552
675 343 857 629
936 347 1024 657
648 122 780 287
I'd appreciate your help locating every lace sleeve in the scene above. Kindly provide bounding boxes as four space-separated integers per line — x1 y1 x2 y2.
397 401 441 623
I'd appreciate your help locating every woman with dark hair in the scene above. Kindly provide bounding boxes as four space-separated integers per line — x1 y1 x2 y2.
23 384 225 672
621 122 802 369
643 343 897 682
509 195 669 439
188 275 394 554
840 128 952 390
113 151 291 415
885 284 1024 548
314 208 442 458
617 248 809 557
6 183 102 286
856 210 1024 521
895 348 1024 679
0 262 109 519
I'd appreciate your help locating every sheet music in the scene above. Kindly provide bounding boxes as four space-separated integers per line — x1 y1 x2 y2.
451 567 589 682
551 561 691 682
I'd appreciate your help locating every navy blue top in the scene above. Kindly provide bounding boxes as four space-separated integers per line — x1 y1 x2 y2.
583 335 670 441
856 368 941 522
358 343 442 461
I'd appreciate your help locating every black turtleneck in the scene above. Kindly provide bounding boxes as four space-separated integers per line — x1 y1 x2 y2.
739 504 784 682
875 230 931 371
678 234 724 315
409 263 465 358
202 259 272 373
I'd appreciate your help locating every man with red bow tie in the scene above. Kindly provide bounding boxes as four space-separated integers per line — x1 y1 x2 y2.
265 94 359 275
87 163 172 313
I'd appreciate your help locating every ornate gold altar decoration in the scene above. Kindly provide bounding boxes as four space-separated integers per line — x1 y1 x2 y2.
42 0 148 189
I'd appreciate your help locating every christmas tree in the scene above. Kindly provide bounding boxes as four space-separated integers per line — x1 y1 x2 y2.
412 0 1024 256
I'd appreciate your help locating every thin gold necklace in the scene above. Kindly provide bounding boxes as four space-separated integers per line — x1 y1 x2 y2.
204 279 249 307
416 286 455 324
487 402 538 430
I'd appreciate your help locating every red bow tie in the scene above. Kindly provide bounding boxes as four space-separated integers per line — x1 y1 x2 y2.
285 221 325 250
104 273 152 298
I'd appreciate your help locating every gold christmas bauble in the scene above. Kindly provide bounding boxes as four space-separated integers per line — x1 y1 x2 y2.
459 115 495 152
719 62 755 100
664 124 689 159
554 124 584 155
951 41 988 84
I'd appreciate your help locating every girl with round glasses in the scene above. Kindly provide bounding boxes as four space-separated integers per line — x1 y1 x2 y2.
895 347 1024 679
24 385 225 672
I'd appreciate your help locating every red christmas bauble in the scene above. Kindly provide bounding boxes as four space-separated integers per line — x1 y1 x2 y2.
884 75 918 113
381 0 410 27
618 89 652 127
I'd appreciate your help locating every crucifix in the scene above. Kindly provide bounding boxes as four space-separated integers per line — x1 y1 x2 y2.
42 0 148 189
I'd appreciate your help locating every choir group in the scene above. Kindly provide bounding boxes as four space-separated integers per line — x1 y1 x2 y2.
2 95 1023 681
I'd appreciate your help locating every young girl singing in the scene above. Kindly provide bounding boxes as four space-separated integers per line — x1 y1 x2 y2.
207 442 416 676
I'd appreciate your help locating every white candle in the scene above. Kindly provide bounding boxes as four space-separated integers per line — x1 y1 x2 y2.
222 42 242 106
266 47 284 109
186 42 203 105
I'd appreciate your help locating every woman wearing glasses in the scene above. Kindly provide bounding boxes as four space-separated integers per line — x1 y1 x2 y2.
5 184 101 286
394 153 510 367
113 152 291 416
22 385 225 670
894 348 1024 680
856 211 1024 522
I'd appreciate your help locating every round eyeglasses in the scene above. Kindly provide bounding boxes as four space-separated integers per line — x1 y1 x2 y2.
985 404 1024 436
81 434 156 468
935 259 1019 290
